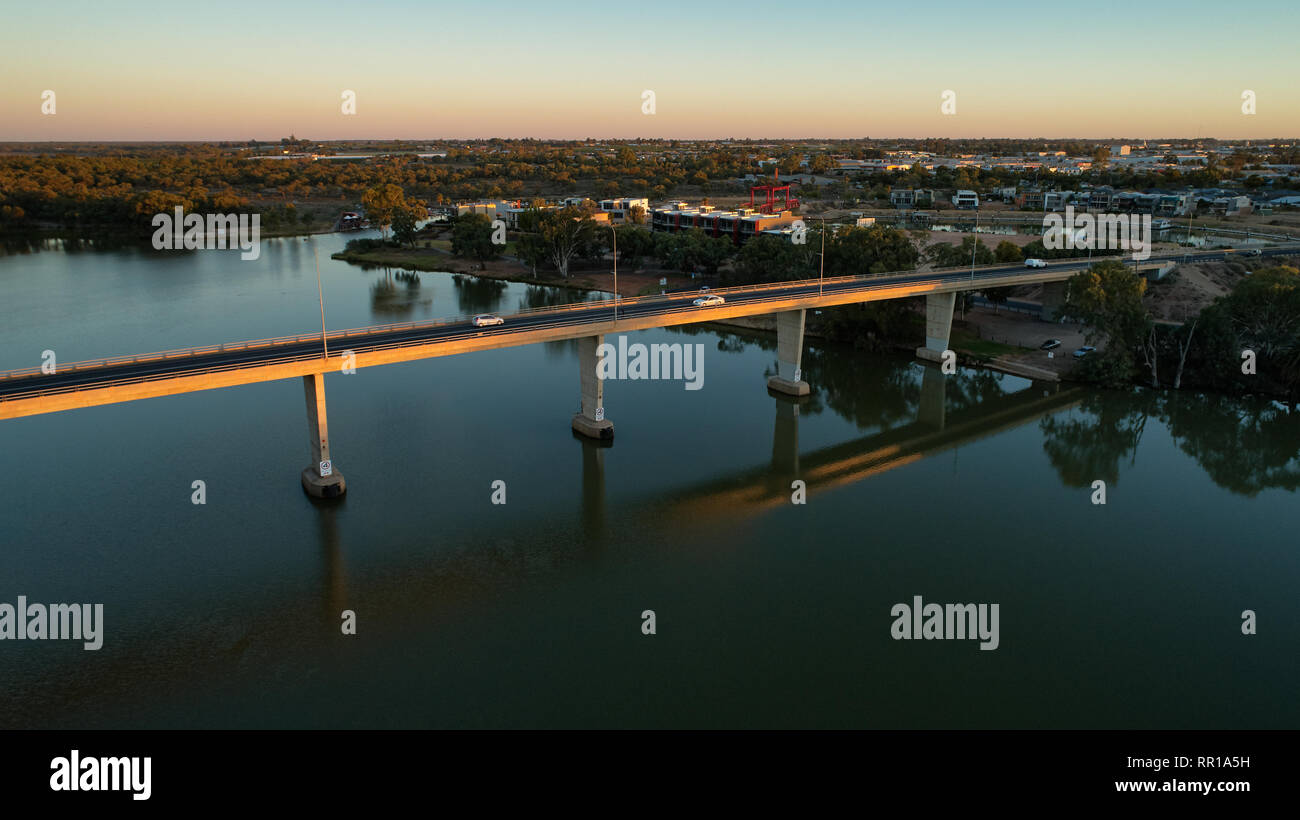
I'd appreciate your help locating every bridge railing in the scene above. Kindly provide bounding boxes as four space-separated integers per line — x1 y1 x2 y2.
0 246 1269 386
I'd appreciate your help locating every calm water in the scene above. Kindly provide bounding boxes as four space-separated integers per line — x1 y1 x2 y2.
0 234 1295 728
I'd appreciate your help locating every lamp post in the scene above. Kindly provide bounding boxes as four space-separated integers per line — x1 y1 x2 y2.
819 217 826 297
314 244 328 359
970 206 979 280
608 224 618 321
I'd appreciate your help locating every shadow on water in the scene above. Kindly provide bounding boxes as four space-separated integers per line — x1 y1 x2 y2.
451 274 507 315
369 268 432 319
1040 387 1300 495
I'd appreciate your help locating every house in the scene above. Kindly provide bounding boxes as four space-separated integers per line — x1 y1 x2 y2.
951 190 979 209
598 197 648 224
1211 196 1253 216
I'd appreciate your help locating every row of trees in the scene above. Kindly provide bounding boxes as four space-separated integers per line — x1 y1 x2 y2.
446 214 928 285
1059 261 1300 396
7 139 1291 236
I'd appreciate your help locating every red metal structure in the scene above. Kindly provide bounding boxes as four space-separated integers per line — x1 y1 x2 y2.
748 170 799 214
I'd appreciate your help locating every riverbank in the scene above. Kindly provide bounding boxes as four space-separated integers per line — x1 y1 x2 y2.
332 244 699 296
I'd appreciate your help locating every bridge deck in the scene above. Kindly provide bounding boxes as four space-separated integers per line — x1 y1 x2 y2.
0 246 1288 420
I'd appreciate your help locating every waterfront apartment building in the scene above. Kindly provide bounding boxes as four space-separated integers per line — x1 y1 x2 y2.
650 202 801 245
890 188 934 208
1211 195 1253 216
597 197 649 224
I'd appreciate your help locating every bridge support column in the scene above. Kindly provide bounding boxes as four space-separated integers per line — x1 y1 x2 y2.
301 373 346 498
1041 281 1067 322
916 292 956 363
572 335 613 440
766 310 810 397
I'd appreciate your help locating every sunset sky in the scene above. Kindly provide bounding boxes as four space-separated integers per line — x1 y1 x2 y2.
2 0 1296 141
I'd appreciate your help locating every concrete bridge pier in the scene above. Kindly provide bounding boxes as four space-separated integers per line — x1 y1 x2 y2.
301 373 346 498
915 292 956 364
918 365 947 431
572 335 614 440
1040 281 1067 322
766 310 811 397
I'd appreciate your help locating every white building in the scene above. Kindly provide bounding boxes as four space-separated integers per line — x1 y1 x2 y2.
951 190 979 209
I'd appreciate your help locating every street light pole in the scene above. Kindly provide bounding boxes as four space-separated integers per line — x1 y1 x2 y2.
608 224 618 321
819 217 826 296
314 243 329 359
970 206 979 280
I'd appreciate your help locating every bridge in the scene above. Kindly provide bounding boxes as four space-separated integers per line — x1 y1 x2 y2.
1 245 1293 496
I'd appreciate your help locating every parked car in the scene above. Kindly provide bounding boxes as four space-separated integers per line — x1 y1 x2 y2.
472 314 504 327
1072 346 1096 359
693 295 725 307
1024 258 1047 268
1040 339 1061 351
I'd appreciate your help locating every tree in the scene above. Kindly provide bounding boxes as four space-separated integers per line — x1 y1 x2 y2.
982 287 1014 313
926 236 992 269
361 184 409 238
390 200 426 247
451 213 497 269
825 225 919 276
535 206 597 278
614 226 656 269
994 240 1023 263
729 234 814 285
1191 265 1300 393
516 231 549 277
1059 260 1152 386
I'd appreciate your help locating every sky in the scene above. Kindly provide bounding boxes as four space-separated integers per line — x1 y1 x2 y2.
1 0 1296 141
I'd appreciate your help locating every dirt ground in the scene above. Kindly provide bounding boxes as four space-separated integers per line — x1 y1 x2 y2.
1142 263 1240 322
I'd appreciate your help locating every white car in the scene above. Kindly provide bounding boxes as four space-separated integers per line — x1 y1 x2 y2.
693 294 725 307
1024 258 1047 268
471 314 504 327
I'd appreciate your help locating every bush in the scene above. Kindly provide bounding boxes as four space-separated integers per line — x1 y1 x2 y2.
344 237 395 253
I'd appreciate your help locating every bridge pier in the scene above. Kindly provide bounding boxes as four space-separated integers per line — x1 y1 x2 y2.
915 292 956 364
301 373 346 498
1040 281 1067 322
572 335 613 440
766 310 811 397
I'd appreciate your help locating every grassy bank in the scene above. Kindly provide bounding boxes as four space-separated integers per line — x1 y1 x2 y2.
331 246 611 292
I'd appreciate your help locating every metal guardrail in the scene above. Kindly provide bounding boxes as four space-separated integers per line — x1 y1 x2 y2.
0 245 1283 396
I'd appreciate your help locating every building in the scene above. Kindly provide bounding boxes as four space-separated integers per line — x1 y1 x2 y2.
890 188 933 208
1087 188 1115 212
597 197 648 224
650 202 801 245
1155 193 1194 217
951 190 979 209
457 200 517 221
1211 195 1253 216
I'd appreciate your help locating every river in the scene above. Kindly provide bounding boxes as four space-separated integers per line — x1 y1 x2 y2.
0 233 1295 728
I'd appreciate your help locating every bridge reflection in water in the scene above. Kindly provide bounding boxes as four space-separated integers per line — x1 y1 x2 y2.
578 363 1081 524
1 360 1084 728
